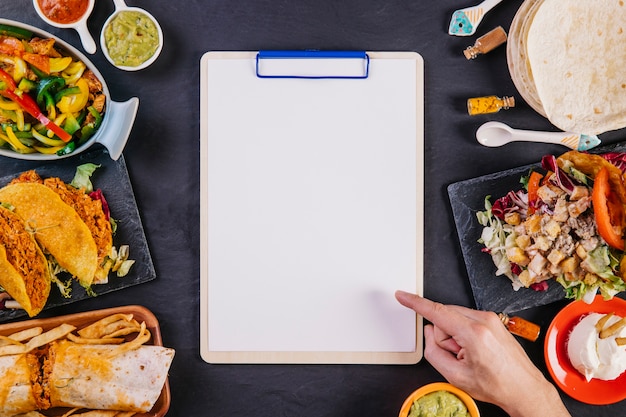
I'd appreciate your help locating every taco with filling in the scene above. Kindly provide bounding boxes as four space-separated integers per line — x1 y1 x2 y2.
0 182 98 288
0 205 51 317
10 170 114 284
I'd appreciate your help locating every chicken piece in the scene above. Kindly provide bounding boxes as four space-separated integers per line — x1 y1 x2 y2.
28 37 60 57
547 249 566 266
533 235 552 252
83 70 103 94
543 218 561 239
552 198 569 222
528 253 547 276
515 234 531 250
570 185 589 201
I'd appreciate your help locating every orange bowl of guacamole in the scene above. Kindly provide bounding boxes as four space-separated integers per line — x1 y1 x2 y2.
399 382 480 417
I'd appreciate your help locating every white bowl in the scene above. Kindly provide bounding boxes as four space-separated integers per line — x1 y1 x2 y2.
100 0 163 71
0 19 138 161
32 0 97 54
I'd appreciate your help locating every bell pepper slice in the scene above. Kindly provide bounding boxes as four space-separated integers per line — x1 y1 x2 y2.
0 68 71 142
36 76 66 105
56 78 89 114
0 25 33 40
592 166 625 250
527 171 543 215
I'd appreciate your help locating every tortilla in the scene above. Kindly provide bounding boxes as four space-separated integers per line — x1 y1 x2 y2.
0 206 51 317
507 0 545 116
526 0 626 134
47 341 175 412
0 354 38 417
0 183 98 287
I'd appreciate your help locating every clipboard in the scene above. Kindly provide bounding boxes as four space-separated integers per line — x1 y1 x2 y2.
199 51 424 364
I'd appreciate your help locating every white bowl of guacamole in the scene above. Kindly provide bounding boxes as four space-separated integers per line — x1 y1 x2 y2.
399 382 480 417
100 0 163 71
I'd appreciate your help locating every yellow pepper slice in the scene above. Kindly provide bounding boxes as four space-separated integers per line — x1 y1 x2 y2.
4 126 31 153
12 57 27 82
15 109 24 131
31 128 65 147
0 97 19 110
50 57 72 73
62 61 86 85
33 143 66 154
57 78 89 114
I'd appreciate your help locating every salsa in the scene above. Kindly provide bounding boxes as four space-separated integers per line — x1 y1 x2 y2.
408 391 469 417
103 11 160 67
37 0 89 24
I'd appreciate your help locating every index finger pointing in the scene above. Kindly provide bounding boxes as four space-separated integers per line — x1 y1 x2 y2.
395 290 475 336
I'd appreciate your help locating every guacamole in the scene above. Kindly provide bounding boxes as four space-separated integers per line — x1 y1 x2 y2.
408 391 469 417
104 10 159 67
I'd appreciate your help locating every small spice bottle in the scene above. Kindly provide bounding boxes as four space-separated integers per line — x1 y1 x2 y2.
498 313 540 342
464 26 508 59
467 95 515 116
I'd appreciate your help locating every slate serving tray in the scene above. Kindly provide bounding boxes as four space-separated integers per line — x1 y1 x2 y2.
0 148 155 322
448 142 626 313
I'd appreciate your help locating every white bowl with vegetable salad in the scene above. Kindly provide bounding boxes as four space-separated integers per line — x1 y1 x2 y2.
100 0 163 71
0 18 138 161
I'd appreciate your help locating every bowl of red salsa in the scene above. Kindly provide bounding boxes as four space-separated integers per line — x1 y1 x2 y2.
32 0 97 54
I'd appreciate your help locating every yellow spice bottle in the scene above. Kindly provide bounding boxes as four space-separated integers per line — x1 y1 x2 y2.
467 95 515 116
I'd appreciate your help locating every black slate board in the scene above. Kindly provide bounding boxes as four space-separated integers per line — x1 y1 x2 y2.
448 142 626 313
0 148 155 322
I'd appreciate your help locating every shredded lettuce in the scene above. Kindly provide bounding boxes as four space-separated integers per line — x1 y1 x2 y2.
70 163 101 193
477 196 523 290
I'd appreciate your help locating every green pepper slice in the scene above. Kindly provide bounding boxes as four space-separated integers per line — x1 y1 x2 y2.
36 76 66 106
0 24 33 40
17 78 37 92
56 140 75 156
53 86 81 103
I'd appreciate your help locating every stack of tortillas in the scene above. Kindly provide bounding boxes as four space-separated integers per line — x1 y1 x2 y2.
507 0 626 135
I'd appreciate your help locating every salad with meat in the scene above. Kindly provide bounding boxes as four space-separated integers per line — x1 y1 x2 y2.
477 151 626 303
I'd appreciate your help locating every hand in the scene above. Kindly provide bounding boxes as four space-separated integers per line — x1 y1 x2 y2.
395 291 571 417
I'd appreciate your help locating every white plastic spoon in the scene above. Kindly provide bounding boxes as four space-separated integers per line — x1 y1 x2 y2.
448 0 504 36
476 121 601 151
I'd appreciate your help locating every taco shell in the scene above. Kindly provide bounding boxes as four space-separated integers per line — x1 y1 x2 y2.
0 183 98 287
0 206 51 317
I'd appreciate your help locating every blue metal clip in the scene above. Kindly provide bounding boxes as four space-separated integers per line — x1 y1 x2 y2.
255 50 370 79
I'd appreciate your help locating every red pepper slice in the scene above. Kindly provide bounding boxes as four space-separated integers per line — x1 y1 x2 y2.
527 171 543 215
0 68 71 142
592 166 625 250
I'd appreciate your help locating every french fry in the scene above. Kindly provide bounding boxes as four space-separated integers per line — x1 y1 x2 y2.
77 313 134 338
25 323 76 350
66 333 124 345
0 335 23 346
0 343 27 356
617 337 626 346
106 321 151 358
599 317 626 339
595 313 614 332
